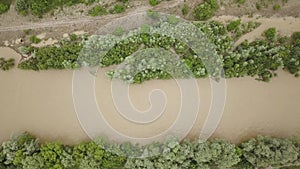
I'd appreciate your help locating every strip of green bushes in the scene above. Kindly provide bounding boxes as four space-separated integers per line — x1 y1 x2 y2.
15 0 98 17
18 35 82 70
0 132 299 169
17 20 300 82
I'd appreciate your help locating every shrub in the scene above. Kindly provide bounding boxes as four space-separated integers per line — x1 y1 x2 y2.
291 32 300 44
29 35 41 44
256 2 262 10
241 136 299 168
112 4 124 13
193 0 218 21
0 3 9 14
29 0 49 18
114 27 123 36
0 58 15 71
227 19 241 31
1 133 300 169
149 0 159 6
15 0 28 15
181 4 189 15
88 5 107 16
236 0 246 4
273 4 281 11
263 27 276 41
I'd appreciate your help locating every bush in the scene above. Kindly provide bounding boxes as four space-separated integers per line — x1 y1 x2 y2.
15 0 28 15
113 27 123 36
193 0 218 21
112 4 124 13
241 136 299 168
29 35 41 44
18 40 81 70
273 4 281 11
14 0 98 17
88 5 107 16
149 0 160 6
236 0 246 4
0 58 15 71
291 32 300 44
181 4 189 15
256 2 262 10
0 133 300 169
263 27 276 41
227 19 241 31
0 3 9 14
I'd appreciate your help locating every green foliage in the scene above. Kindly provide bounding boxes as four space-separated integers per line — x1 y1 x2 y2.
1 132 39 167
40 142 75 169
193 0 218 21
284 34 300 76
291 32 300 44
140 24 150 33
241 135 299 168
167 15 180 25
1 133 300 169
15 0 29 15
147 10 160 19
227 19 241 32
181 4 189 15
273 3 281 11
256 2 262 10
113 27 123 36
18 40 81 70
149 0 160 6
236 0 246 4
112 4 124 13
14 0 98 17
263 27 277 41
29 35 41 44
0 58 15 71
88 5 107 16
18 19 300 83
0 3 9 14
227 20 261 40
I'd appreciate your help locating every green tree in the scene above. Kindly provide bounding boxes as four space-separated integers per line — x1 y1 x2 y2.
193 0 218 21
0 3 9 14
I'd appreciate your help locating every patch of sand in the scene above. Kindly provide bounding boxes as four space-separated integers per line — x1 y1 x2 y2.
31 38 58 48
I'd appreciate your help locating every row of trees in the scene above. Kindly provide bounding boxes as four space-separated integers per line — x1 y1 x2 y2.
17 19 300 82
0 132 299 169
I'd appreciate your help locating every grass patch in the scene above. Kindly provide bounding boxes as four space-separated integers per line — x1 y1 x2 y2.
88 5 107 16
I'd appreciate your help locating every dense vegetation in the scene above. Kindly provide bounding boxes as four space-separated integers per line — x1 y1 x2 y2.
193 0 218 21
0 2 9 14
18 35 82 70
14 0 97 17
0 0 12 14
17 19 300 82
88 5 107 17
0 132 299 169
0 58 15 71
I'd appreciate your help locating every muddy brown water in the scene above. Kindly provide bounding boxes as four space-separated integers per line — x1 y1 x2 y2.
0 47 299 145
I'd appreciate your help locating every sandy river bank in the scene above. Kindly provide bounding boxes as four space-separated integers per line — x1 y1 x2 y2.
0 47 300 144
